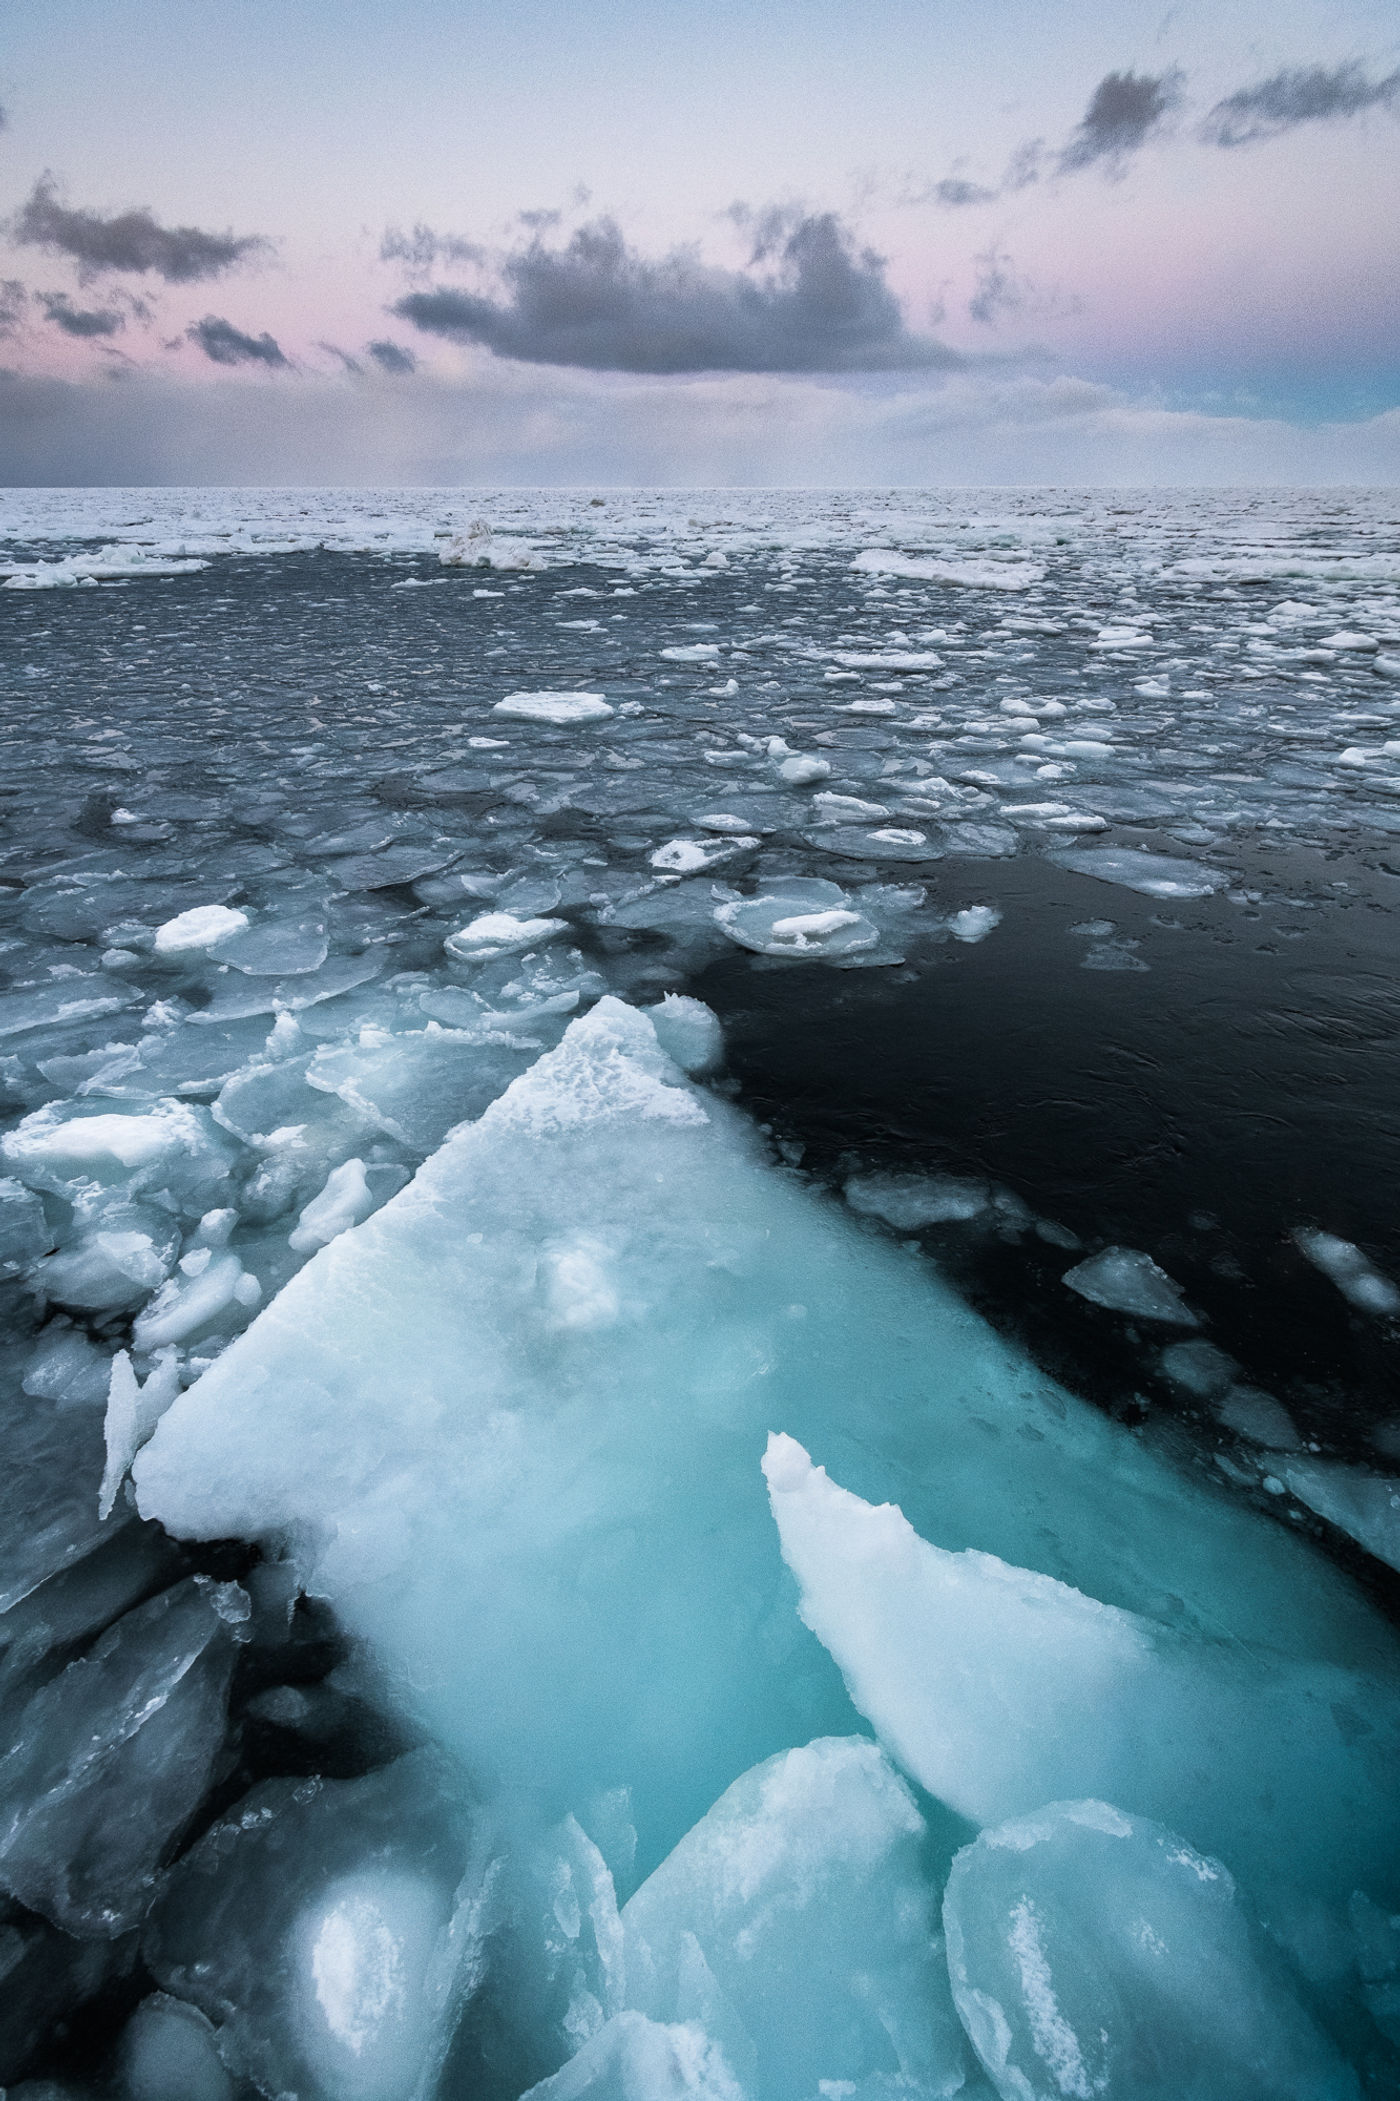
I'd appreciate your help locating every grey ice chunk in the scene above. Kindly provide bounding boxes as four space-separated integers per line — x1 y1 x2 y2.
846 1171 990 1229
1276 1459 1400 1574
0 1179 50 1276
1158 1340 1237 1399
649 837 758 875
307 1026 537 1151
1294 1228 1400 1316
34 1204 179 1314
210 917 330 977
1063 1247 1198 1325
519 2013 743 2101
494 691 613 725
806 826 945 863
716 885 882 962
942 822 1019 857
944 1800 1357 2101
1048 846 1226 899
0 1578 240 1936
0 980 140 1041
1218 1387 1301 1450
116 1993 234 2101
145 1752 487 2101
620 1737 970 2101
0 1387 115 1617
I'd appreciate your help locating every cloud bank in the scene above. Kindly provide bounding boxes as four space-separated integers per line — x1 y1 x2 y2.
11 179 270 283
392 211 958 374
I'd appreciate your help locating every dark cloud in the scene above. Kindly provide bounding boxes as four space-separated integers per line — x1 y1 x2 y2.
1201 62 1400 147
0 280 27 337
392 211 957 374
1058 68 1184 171
39 291 127 339
187 315 288 368
11 178 269 283
367 338 416 374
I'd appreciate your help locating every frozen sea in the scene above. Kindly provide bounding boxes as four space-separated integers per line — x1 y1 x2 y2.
2 486 1400 2099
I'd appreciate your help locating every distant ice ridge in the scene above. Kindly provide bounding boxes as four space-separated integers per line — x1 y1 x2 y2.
123 998 1400 2091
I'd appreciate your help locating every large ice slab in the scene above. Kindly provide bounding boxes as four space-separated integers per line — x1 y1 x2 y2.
137 1001 1400 1883
763 1436 1400 1905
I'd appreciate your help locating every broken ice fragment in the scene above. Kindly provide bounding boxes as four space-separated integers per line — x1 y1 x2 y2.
116 1992 235 2101
1047 847 1226 900
445 913 569 961
494 692 613 725
1062 1247 1197 1325
153 905 251 956
145 1752 486 2101
845 1171 990 1229
620 1737 971 2101
99 1350 183 1520
949 905 1001 943
1294 1228 1400 1316
1274 1459 1400 1575
0 1578 240 1936
944 1800 1358 2101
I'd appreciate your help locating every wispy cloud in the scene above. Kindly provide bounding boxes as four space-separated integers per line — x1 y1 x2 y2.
380 223 483 272
187 314 288 367
391 210 959 374
12 178 270 283
1201 62 1400 147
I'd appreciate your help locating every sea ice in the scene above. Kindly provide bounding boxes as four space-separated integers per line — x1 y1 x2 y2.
1047 848 1226 900
134 1003 1400 1911
845 1171 991 1228
944 1800 1358 2101
290 1158 376 1253
949 906 1002 943
152 906 251 957
1274 1459 1400 1575
1294 1228 1400 1316
493 693 614 726
1061 1248 1198 1325
445 913 570 961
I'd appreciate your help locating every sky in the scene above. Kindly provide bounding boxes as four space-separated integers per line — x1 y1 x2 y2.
1 0 1397 484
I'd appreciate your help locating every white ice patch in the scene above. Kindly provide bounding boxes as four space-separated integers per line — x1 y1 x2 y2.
852 550 1045 590
1062 1248 1198 1326
153 905 252 955
445 912 570 961
493 693 614 725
